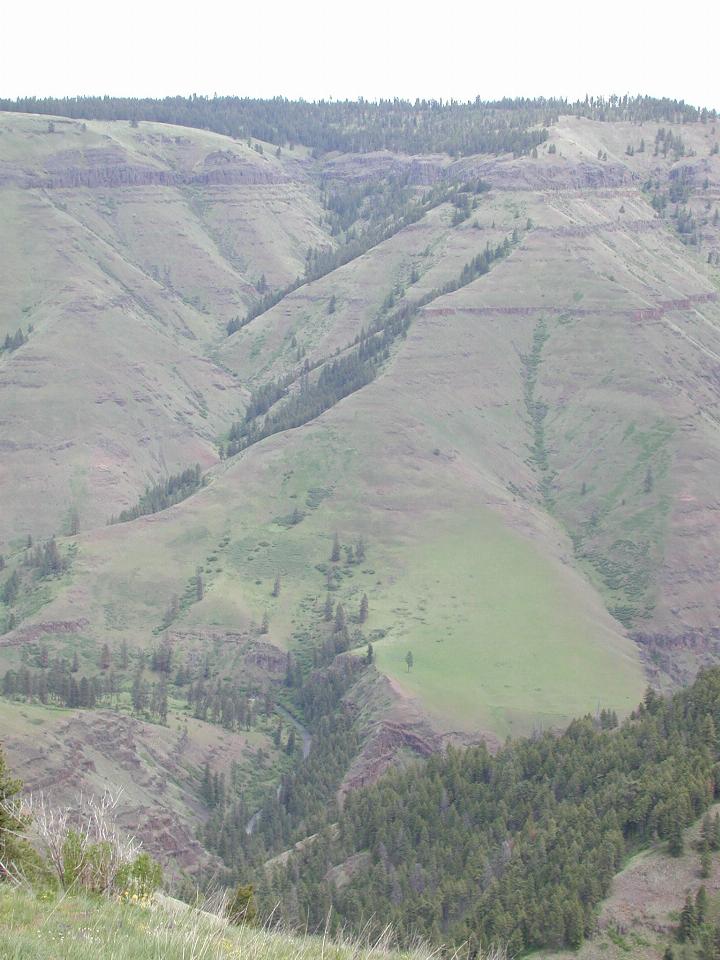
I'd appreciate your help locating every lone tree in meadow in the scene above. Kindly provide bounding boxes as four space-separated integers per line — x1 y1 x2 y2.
644 465 654 494
272 574 281 597
405 650 414 673
359 593 369 623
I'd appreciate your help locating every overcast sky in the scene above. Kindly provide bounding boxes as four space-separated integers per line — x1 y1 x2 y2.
2 0 718 109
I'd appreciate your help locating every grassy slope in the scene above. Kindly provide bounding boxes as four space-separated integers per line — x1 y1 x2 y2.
2 113 720 748
2 200 647 736
0 888 438 960
369 518 641 735
0 112 329 543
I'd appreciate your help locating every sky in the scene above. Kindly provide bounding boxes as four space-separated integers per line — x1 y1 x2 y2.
1 0 718 109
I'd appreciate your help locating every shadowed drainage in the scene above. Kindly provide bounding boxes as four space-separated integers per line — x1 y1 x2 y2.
246 705 312 835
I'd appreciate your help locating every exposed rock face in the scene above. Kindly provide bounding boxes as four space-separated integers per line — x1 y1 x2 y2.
337 666 495 803
0 619 90 647
2 709 236 874
462 157 635 190
0 143 291 189
320 150 635 191
338 716 440 798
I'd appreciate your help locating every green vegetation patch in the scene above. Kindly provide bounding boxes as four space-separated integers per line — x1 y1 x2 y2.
370 514 645 736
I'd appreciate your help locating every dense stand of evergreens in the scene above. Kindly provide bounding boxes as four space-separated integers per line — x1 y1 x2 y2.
228 177 488 338
1 328 28 353
109 465 205 524
1 535 73 634
223 234 515 458
258 670 720 955
201 657 365 874
2 95 715 157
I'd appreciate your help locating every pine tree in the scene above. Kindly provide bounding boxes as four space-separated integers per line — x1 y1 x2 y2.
99 643 111 671
700 839 712 878
323 594 334 621
679 892 698 941
330 533 341 562
79 676 90 707
668 819 684 857
644 465 654 493
202 761 212 805
272 574 281 597
67 506 80 536
2 570 19 606
158 680 168 724
131 673 148 714
334 603 346 633
701 713 717 750
68 677 80 708
359 594 369 623
564 899 585 948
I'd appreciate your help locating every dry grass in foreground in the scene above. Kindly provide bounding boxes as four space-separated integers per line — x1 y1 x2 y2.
0 887 508 960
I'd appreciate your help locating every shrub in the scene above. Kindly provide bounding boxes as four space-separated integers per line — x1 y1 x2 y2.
117 852 163 903
227 883 257 925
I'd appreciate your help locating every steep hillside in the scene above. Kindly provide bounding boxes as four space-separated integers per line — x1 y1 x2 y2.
539 802 720 960
0 112 328 542
1 106 720 877
0 696 288 875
